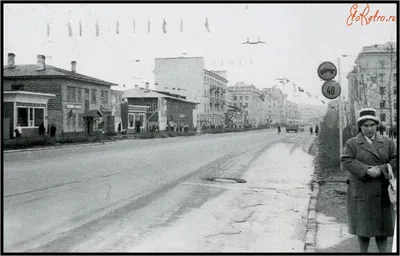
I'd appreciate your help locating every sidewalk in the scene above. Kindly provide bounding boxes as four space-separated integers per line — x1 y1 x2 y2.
315 182 394 253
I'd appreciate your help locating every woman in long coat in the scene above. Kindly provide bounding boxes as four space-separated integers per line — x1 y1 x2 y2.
341 108 397 252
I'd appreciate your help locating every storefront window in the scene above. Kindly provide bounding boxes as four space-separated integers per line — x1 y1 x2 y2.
17 107 28 126
18 107 45 127
34 108 44 126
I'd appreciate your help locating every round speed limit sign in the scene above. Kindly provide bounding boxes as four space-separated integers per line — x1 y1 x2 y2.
322 80 341 99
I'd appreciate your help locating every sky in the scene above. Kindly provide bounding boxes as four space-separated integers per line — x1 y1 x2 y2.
3 3 397 105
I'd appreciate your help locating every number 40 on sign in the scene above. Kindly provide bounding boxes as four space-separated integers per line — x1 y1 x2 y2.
322 80 341 100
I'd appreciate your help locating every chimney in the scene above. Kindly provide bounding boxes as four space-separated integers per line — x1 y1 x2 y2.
71 61 77 73
145 82 149 89
36 54 46 71
8 53 16 68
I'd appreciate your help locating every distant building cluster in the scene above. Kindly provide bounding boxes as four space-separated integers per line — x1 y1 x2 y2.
3 54 302 139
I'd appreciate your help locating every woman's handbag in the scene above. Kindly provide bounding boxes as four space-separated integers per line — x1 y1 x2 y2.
387 163 397 204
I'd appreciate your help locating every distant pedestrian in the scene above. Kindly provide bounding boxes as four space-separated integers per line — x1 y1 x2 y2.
315 125 319 135
277 125 281 134
50 124 57 138
15 123 22 138
309 126 313 135
118 122 122 133
38 122 45 136
341 108 397 253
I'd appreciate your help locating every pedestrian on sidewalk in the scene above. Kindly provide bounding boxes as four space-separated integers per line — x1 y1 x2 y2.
277 124 281 134
341 108 397 253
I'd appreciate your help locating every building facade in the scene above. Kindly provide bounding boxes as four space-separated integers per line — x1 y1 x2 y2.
348 42 397 127
228 82 265 127
154 57 227 129
121 87 197 132
3 53 118 137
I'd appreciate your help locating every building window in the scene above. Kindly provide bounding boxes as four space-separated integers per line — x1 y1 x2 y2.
128 113 135 128
394 88 397 95
17 107 44 127
34 108 44 126
380 86 385 95
77 88 82 103
91 89 97 104
233 96 237 100
240 96 243 100
245 96 249 100
380 113 386 122
245 103 249 108
234 103 237 107
379 73 385 83
380 100 386 109
394 73 397 84
101 90 109 104
67 86 77 102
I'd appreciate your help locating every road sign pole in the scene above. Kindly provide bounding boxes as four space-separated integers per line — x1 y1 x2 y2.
338 57 344 163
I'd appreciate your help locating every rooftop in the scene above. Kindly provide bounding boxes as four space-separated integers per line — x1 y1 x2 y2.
123 87 199 105
3 64 118 87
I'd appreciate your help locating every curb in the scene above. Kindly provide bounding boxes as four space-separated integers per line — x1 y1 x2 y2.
3 140 121 154
304 148 320 252
4 129 274 154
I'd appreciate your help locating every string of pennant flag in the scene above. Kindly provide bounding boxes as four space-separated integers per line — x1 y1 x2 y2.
274 77 327 104
47 17 212 37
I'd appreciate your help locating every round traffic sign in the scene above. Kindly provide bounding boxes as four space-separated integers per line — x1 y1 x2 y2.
317 61 337 81
322 80 341 99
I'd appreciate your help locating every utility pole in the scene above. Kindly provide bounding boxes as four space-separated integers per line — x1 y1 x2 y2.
338 57 344 160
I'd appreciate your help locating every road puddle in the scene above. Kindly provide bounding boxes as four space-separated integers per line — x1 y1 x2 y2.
316 213 353 249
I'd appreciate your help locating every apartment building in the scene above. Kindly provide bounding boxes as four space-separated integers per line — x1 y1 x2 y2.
347 42 397 127
154 57 227 128
228 82 265 127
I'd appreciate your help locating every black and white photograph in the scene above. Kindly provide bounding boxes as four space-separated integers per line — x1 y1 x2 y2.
2 2 398 253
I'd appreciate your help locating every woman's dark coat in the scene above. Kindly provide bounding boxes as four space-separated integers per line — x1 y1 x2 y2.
341 133 397 237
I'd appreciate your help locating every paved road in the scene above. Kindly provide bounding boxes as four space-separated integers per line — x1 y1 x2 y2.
4 130 316 252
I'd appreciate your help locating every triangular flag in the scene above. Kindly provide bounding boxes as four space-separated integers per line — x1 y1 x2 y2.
116 20 120 34
306 91 311 97
205 17 210 32
148 17 151 33
95 21 100 37
133 19 136 33
180 18 183 32
68 22 73 37
162 18 167 33
293 84 297 93
46 22 50 37
298 87 304 92
321 100 326 104
79 21 82 36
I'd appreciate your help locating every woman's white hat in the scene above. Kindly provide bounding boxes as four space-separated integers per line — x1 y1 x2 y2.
357 108 380 125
